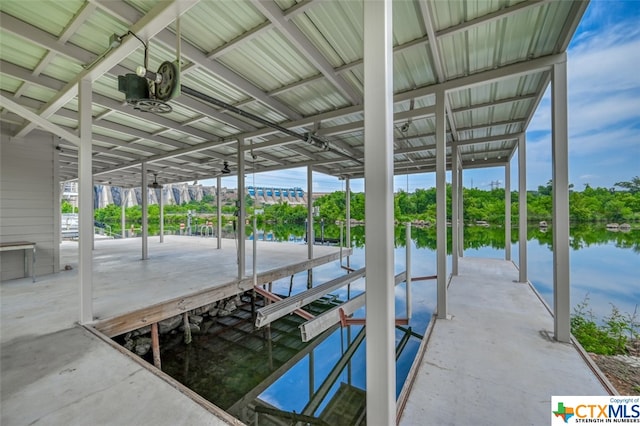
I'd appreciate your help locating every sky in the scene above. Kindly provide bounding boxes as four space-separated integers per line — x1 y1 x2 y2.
204 1 640 194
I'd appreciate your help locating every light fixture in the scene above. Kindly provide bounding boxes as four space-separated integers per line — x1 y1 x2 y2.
484 155 488 161
221 161 230 174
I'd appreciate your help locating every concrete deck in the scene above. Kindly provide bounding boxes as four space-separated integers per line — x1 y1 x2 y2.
399 257 607 426
1 236 342 425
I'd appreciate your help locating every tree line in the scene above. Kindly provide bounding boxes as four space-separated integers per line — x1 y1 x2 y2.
71 177 640 234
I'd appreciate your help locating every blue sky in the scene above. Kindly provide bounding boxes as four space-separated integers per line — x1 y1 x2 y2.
205 1 640 193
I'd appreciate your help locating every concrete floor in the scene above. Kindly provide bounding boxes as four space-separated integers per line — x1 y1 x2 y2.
1 236 340 425
3 239 609 425
399 257 607 426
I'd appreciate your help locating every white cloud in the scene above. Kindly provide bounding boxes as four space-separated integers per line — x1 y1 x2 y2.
524 11 640 188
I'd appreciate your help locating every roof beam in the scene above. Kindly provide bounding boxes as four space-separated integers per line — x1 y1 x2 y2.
13 0 200 138
251 0 361 105
205 0 319 60
90 94 212 145
206 21 271 59
0 60 65 92
450 93 538 114
14 2 98 99
436 0 552 38
265 35 432 100
0 12 94 64
3 12 255 133
7 56 253 135
93 0 302 120
556 1 590 52
396 52 565 102
0 93 81 145
461 158 508 169
454 134 520 147
457 118 524 134
418 0 459 140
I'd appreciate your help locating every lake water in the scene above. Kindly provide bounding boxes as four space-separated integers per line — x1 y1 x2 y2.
158 224 639 424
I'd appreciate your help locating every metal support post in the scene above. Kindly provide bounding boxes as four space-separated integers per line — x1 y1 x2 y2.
364 0 395 422
451 144 459 275
339 221 344 267
552 60 571 343
505 163 511 261
307 166 314 259
345 177 351 268
518 134 527 283
159 186 164 243
435 89 448 319
238 138 246 279
141 162 148 260
307 165 314 287
459 167 464 257
406 222 412 319
121 191 126 239
216 176 222 249
78 78 93 323
253 215 257 288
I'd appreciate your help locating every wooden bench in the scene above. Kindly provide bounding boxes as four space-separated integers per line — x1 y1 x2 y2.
0 241 36 282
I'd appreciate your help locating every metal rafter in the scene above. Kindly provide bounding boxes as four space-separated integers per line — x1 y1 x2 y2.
92 0 303 120
13 0 201 138
250 0 361 105
436 0 552 38
418 0 459 140
2 14 269 133
14 2 98 99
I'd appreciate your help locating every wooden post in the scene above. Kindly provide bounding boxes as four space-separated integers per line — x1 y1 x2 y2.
151 322 161 370
183 312 192 344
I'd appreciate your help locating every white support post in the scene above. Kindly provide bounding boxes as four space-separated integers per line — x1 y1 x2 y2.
216 176 222 249
238 138 246 279
406 222 412 319
307 166 314 287
78 78 93 324
518 135 528 283
451 144 459 275
92 177 96 251
121 191 126 239
364 0 395 423
141 162 148 260
345 177 351 268
505 163 511 261
435 89 448 319
552 60 571 343
253 215 257 287
459 167 464 257
159 186 164 243
307 166 314 260
53 137 60 273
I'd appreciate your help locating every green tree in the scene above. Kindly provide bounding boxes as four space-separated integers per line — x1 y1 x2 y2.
615 176 640 194
61 200 77 213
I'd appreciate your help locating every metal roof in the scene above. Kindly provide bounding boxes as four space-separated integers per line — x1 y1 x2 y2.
0 0 587 187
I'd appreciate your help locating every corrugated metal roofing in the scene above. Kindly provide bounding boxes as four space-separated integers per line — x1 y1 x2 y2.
218 28 321 92
0 0 587 186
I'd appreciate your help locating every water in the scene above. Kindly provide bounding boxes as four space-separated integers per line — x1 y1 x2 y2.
157 224 639 424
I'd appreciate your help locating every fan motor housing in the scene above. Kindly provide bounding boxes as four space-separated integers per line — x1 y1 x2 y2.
118 74 149 103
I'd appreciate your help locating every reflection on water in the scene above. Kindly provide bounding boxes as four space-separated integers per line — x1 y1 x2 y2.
158 224 638 424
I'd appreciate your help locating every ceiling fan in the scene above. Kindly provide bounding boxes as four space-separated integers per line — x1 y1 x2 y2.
221 161 230 174
148 173 163 189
